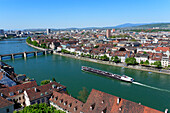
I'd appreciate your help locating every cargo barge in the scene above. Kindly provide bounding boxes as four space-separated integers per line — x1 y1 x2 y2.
82 66 134 83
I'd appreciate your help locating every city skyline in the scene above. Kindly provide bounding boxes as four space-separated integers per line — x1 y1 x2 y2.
0 0 170 29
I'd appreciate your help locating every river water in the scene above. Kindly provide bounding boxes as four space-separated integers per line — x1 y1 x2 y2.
0 38 170 111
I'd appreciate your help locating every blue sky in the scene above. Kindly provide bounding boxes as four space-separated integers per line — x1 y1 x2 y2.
0 0 170 29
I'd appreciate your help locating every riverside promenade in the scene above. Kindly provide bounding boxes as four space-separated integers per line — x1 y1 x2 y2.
26 42 170 75
54 52 170 75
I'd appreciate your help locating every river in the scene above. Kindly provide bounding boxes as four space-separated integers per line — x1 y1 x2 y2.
0 38 170 111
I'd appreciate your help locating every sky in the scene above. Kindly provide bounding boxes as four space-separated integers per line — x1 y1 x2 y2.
0 0 170 29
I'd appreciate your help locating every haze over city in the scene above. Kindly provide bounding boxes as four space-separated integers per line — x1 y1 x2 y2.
0 0 170 29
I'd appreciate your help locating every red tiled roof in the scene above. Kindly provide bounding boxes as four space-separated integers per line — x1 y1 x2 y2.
50 91 83 113
25 82 66 101
0 81 37 97
154 47 170 52
0 96 14 108
81 89 163 113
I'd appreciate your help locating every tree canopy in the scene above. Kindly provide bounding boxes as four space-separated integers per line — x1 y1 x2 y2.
77 87 89 103
152 61 162 67
40 80 51 86
13 103 65 113
125 57 137 65
100 54 109 61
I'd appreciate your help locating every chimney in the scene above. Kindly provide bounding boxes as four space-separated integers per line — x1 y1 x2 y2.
117 97 121 104
165 109 168 113
1 93 3 97
35 88 37 92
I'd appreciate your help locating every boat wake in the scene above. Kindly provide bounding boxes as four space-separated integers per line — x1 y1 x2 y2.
133 82 170 93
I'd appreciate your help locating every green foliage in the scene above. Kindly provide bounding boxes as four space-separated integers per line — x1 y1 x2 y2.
41 43 46 49
110 34 131 38
100 54 109 61
71 52 76 55
86 54 91 58
125 57 137 65
143 51 147 54
26 37 32 44
130 39 137 42
52 77 56 82
140 60 144 64
113 56 121 63
14 103 65 113
61 49 70 54
77 87 89 103
41 80 50 86
144 60 149 65
152 61 162 67
94 45 99 48
127 28 170 33
32 41 38 46
81 53 84 57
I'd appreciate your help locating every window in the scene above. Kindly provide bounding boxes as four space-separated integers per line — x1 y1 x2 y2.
68 103 72 107
37 100 40 104
23 96 24 99
31 101 35 105
19 97 21 100
6 108 9 112
90 103 95 111
42 98 45 103
74 107 77 111
101 108 107 113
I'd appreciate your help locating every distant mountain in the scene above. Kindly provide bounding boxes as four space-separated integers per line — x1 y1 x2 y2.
130 23 170 29
114 23 147 28
23 23 170 31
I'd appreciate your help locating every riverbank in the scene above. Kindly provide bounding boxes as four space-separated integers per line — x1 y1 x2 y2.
26 42 50 51
26 42 170 75
53 52 170 75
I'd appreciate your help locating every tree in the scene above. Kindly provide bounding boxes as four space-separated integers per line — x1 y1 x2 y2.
113 56 121 63
52 77 56 82
32 41 38 46
125 57 137 65
140 60 144 64
14 103 65 113
153 61 162 67
26 37 32 44
81 53 84 57
111 56 114 61
77 87 89 103
41 80 50 86
94 45 99 48
143 51 147 54
100 55 109 61
41 43 46 49
144 60 149 65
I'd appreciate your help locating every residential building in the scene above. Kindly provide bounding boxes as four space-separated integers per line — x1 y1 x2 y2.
106 29 111 38
0 96 14 113
0 81 37 107
47 29 51 35
50 91 83 113
24 82 66 106
50 89 164 113
0 29 4 35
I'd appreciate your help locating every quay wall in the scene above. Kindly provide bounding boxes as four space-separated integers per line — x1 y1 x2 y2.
53 52 170 75
26 42 50 51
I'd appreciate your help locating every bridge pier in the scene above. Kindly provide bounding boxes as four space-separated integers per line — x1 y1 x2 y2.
11 54 14 59
44 50 47 55
34 51 38 57
0 56 2 61
23 52 27 58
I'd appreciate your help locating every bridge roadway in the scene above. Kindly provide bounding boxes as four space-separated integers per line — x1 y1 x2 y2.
0 50 53 60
